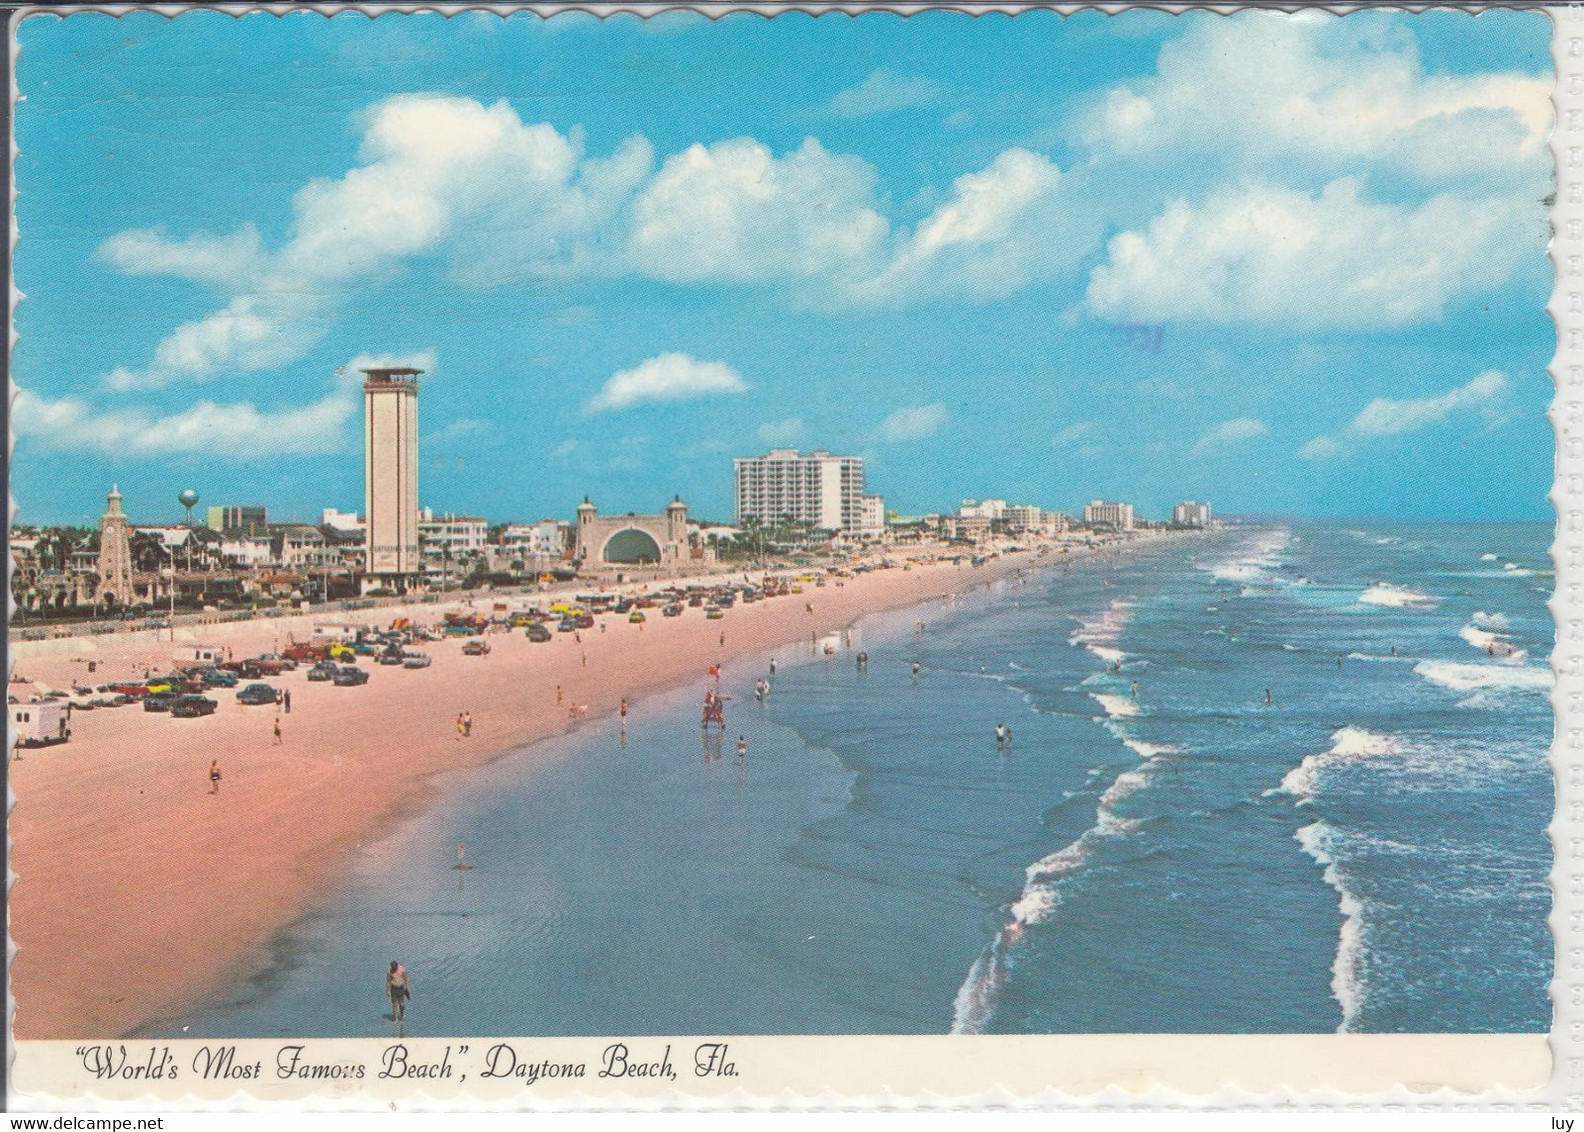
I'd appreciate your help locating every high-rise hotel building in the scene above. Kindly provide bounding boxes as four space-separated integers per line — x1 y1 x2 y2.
735 449 867 534
362 366 422 592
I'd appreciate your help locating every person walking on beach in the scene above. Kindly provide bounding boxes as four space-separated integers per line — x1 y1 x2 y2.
463 712 473 738
209 760 222 794
386 961 411 1022
769 658 777 679
273 718 282 745
719 631 726 647
283 688 292 714
557 685 564 705
620 698 628 721
737 736 748 761
456 713 467 741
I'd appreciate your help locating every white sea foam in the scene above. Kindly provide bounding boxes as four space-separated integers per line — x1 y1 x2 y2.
949 945 1005 1035
952 746 1156 1033
1099 769 1151 808
1068 598 1134 664
1358 582 1437 608
1471 610 1510 631
1123 738 1179 761
1414 660 1552 694
1458 621 1526 663
1481 552 1499 561
1269 727 1401 803
1091 693 1139 718
1294 821 1366 1032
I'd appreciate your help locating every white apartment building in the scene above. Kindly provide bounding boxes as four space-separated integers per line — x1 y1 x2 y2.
860 495 886 537
735 449 867 534
1083 500 1136 530
1173 501 1213 528
418 510 490 557
500 519 571 559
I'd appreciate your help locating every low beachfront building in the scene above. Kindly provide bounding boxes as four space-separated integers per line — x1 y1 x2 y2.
1083 500 1136 531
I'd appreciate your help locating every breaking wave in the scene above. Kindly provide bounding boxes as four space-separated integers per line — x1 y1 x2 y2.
1358 582 1437 609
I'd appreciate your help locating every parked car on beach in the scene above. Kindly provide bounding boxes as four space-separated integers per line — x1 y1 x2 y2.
524 623 552 643
236 683 281 706
402 651 432 669
142 692 177 713
171 694 218 718
331 666 370 687
306 662 338 682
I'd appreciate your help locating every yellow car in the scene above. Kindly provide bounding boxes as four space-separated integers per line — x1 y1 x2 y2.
628 611 646 624
328 643 356 659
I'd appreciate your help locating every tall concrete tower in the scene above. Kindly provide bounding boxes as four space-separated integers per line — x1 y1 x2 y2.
96 484 134 607
362 366 421 592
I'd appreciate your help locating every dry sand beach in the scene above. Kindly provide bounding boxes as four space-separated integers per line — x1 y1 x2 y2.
9 543 1150 1039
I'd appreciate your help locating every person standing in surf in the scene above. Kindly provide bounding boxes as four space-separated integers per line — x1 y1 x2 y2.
386 961 411 1022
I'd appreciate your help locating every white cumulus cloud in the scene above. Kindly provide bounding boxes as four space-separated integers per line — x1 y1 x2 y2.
584 353 748 414
878 402 948 443
1191 417 1268 457
629 137 888 285
847 148 1092 306
1084 179 1535 329
12 375 362 459
1077 13 1551 189
1299 370 1511 459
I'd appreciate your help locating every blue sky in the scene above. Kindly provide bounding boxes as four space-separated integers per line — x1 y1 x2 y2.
11 8 1556 526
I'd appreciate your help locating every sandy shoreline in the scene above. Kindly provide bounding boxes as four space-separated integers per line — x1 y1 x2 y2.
9 539 1169 1039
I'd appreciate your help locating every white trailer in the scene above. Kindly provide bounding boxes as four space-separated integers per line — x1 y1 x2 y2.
175 644 227 666
12 702 70 748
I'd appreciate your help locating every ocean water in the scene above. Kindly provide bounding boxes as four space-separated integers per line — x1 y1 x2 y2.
146 523 1554 1038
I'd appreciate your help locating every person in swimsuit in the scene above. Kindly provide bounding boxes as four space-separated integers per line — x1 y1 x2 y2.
386 961 411 1022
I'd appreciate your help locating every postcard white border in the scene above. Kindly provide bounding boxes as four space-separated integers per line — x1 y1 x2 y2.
4 0 1574 1111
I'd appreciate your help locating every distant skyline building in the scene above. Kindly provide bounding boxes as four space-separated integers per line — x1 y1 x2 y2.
958 499 1008 521
206 504 267 533
1174 501 1213 528
362 366 422 593
1083 499 1136 530
735 449 867 534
